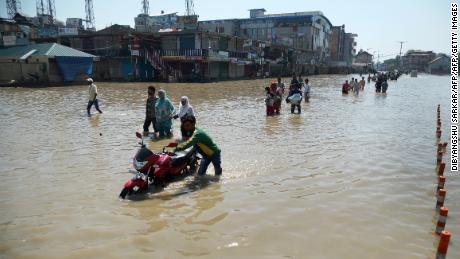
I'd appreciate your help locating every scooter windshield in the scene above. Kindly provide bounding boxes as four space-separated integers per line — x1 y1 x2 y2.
136 147 153 161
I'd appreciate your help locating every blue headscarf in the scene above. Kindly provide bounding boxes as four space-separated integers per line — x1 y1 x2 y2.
155 90 175 122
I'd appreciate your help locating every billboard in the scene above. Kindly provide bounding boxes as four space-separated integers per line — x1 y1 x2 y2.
58 27 79 36
2 36 16 46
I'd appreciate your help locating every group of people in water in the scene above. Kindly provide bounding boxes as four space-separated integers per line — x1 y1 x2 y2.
143 85 222 176
341 77 366 95
86 78 221 176
341 72 396 95
144 86 194 138
85 71 401 174
265 75 311 116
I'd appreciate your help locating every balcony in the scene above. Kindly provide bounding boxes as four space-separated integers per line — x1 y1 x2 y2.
229 51 249 59
160 49 250 61
161 49 206 57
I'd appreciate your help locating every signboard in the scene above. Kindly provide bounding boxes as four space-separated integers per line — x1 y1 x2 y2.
38 27 58 38
131 50 140 56
218 51 229 58
243 40 252 48
2 36 16 46
58 27 78 36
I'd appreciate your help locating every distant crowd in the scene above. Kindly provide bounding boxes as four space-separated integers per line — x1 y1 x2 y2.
264 75 311 116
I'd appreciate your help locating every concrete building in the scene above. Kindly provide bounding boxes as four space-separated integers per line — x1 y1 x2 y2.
0 17 37 47
381 57 399 71
343 33 357 66
354 50 373 64
134 12 178 33
0 43 95 84
427 54 450 74
402 50 436 72
352 50 373 72
154 30 250 81
330 25 345 62
329 25 356 72
66 18 85 30
56 24 159 81
199 8 333 68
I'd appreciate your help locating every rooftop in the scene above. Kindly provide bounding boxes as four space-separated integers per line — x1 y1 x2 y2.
0 43 96 59
200 9 333 27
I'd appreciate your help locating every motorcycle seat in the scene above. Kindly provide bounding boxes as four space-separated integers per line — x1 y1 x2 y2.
171 146 195 166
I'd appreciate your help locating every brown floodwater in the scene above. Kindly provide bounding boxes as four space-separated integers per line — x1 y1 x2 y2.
0 74 458 258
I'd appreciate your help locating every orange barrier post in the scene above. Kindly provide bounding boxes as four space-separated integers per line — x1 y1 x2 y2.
438 162 446 176
437 151 443 165
442 142 447 152
436 189 447 209
437 176 446 191
435 207 449 235
436 230 451 259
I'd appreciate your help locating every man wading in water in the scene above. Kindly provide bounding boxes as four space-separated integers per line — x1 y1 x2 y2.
86 78 102 116
175 115 222 176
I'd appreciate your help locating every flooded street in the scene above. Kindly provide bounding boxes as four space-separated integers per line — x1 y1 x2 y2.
0 74 458 258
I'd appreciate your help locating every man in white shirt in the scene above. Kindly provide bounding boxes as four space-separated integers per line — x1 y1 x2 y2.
303 78 311 102
86 78 102 116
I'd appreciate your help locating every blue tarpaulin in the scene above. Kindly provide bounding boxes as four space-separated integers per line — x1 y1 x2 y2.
55 56 93 82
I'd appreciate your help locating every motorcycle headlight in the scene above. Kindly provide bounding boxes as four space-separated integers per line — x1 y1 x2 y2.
133 159 147 170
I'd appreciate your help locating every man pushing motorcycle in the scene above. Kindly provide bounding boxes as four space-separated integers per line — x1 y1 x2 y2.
175 115 222 176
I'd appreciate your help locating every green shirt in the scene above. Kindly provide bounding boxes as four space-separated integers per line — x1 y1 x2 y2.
176 127 220 158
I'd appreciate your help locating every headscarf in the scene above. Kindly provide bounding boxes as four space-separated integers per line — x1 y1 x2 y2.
178 96 194 118
155 89 175 121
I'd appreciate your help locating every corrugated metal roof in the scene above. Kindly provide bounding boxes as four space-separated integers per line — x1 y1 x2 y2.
0 43 95 59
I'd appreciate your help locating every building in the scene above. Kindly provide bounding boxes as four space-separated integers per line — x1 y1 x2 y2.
0 43 95 84
381 57 399 71
199 8 333 70
427 54 450 74
343 33 357 66
0 17 37 47
402 50 436 72
329 25 356 72
330 25 345 62
57 24 159 81
154 30 250 81
354 50 373 64
352 50 373 72
66 18 85 30
135 12 178 33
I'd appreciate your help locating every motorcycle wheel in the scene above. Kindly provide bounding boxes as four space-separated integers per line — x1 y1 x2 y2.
188 157 199 174
119 187 131 199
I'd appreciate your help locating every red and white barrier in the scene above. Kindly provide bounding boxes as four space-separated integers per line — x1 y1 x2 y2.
436 230 451 259
435 207 448 235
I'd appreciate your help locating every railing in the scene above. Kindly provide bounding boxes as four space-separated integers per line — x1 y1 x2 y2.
161 49 206 57
229 51 249 59
160 49 250 59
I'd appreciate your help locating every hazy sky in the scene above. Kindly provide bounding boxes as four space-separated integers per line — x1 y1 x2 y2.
0 0 453 60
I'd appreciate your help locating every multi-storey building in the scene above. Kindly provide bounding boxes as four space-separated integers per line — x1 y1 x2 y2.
199 8 333 66
402 50 436 72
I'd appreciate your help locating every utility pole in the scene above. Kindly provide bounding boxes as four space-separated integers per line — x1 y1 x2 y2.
6 0 21 19
397 41 406 70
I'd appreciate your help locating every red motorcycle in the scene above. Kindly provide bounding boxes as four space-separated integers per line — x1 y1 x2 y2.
119 132 199 199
